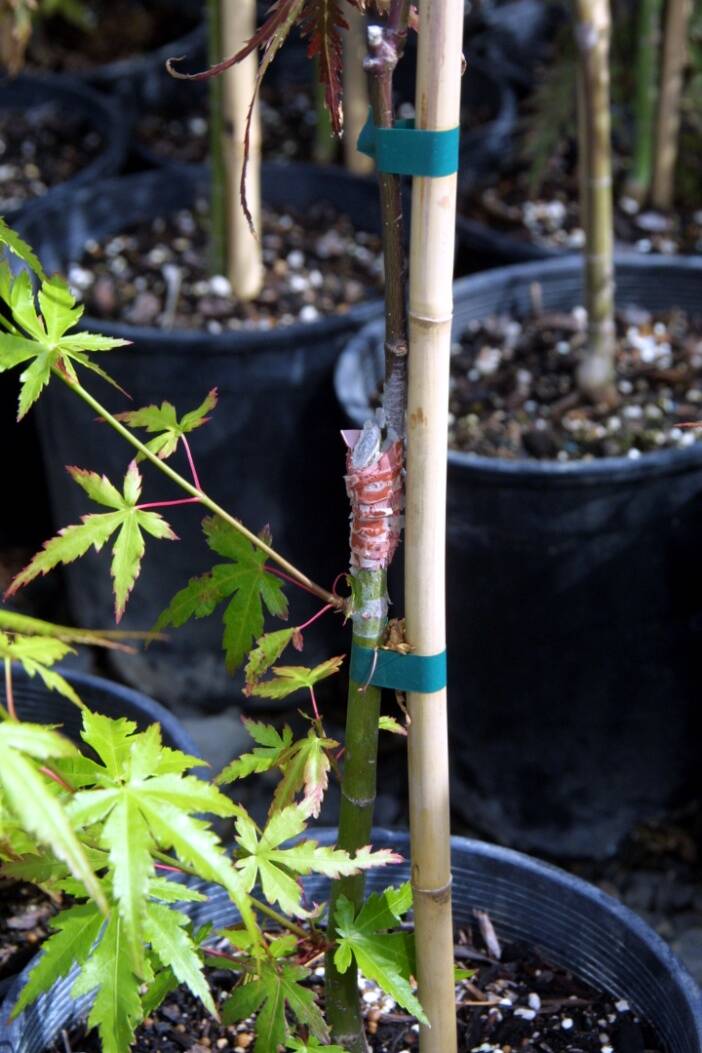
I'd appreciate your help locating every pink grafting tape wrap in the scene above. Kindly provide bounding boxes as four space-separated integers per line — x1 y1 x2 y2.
342 429 404 570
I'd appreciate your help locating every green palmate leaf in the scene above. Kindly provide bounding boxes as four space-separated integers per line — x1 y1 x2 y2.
72 913 144 1053
0 721 107 912
216 719 293 786
234 806 402 918
0 632 84 707
141 964 179 1018
244 628 296 690
222 960 327 1053
6 461 177 621
144 902 216 1017
333 884 428 1025
0 265 129 417
148 877 207 903
378 715 407 736
11 902 104 1017
115 389 218 461
101 792 154 976
270 728 338 818
249 655 345 701
156 517 288 674
0 217 46 279
286 1038 347 1053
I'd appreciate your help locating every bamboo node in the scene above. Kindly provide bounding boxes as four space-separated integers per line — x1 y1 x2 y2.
408 310 454 326
412 876 453 903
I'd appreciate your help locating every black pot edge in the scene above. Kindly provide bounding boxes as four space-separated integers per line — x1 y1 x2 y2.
2 829 701 1046
15 162 385 353
9 663 200 759
74 22 205 91
0 72 131 220
337 253 702 485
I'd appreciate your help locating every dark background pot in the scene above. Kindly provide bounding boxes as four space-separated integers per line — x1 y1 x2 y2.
0 74 130 225
15 163 389 711
26 0 204 108
0 665 198 756
0 73 130 548
336 255 702 859
2 830 701 1052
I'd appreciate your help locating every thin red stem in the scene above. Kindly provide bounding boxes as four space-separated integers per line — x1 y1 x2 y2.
181 435 203 490
38 766 75 793
309 685 320 721
331 572 349 598
4 659 16 720
264 564 319 598
297 604 333 634
155 862 185 874
137 496 202 511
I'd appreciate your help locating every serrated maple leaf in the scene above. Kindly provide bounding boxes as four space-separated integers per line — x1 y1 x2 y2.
234 806 401 917
0 721 107 913
333 882 428 1024
248 655 345 701
222 959 328 1053
6 461 177 620
216 719 294 786
156 517 288 674
115 389 218 461
0 631 83 707
271 728 338 818
0 268 129 419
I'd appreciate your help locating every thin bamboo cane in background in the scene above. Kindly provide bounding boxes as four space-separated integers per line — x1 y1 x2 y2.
405 0 463 1050
344 5 374 174
573 0 615 400
652 0 691 211
208 0 228 276
221 0 263 300
627 0 663 203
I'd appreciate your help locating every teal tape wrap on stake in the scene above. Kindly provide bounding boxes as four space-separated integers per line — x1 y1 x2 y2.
350 643 447 693
356 109 460 177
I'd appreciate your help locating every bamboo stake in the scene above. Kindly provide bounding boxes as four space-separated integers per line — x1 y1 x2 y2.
207 0 228 276
627 0 663 204
652 0 691 211
573 0 616 400
405 0 463 1050
221 0 263 300
343 5 374 174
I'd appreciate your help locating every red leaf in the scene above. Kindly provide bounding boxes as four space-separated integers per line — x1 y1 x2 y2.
300 0 350 136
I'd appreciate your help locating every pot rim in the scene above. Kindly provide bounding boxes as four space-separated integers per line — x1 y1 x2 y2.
15 162 385 354
338 253 702 484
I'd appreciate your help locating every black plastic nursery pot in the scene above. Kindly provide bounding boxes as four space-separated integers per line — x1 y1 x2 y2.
0 74 129 224
2 830 701 1052
24 0 204 108
15 163 392 710
0 665 198 756
336 254 702 859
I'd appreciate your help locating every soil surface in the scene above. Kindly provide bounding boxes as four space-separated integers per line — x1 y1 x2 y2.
0 881 55 983
461 149 702 256
448 303 702 460
74 201 384 332
23 0 197 74
48 932 664 1053
135 82 319 167
0 106 103 213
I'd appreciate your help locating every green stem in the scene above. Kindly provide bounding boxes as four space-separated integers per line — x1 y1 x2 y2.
208 0 228 276
628 0 663 203
153 850 308 938
313 57 337 164
55 370 341 610
326 569 387 1053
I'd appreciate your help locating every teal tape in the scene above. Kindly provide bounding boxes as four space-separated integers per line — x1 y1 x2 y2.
356 109 460 177
350 643 447 693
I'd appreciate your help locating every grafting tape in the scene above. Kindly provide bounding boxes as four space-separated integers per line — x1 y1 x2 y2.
357 109 460 177
350 642 447 693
